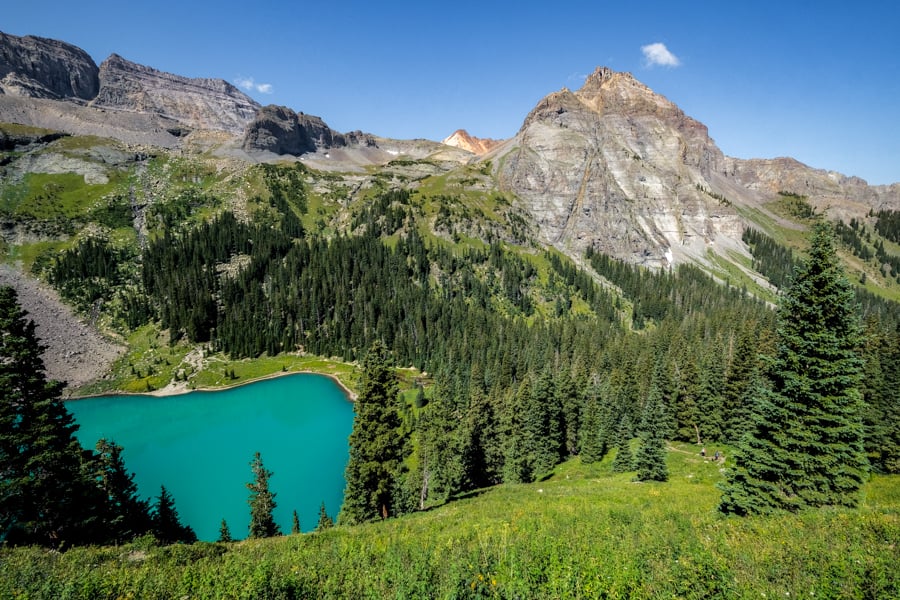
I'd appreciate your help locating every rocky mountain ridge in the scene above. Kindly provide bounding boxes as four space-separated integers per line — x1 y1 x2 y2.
493 66 899 267
1 33 898 272
495 67 742 266
0 32 99 100
90 53 260 133
241 104 376 156
441 129 503 155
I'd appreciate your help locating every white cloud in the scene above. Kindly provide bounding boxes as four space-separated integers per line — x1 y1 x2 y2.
641 43 681 67
234 76 274 94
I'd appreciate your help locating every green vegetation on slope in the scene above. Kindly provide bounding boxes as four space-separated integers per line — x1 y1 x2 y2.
2 447 896 599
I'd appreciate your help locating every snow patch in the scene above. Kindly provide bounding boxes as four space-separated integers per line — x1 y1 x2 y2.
664 248 674 265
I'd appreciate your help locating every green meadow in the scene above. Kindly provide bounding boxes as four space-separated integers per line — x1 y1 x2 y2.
2 442 896 599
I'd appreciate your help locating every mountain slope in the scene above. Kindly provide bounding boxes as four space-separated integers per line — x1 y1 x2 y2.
493 66 900 269
494 67 745 267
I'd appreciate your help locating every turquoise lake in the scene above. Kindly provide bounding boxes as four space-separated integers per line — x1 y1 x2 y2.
68 374 354 542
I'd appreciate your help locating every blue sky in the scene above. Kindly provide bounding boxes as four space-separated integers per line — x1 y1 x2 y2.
4 1 899 184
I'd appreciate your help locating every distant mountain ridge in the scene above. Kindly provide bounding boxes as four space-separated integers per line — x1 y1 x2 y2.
1 31 899 271
90 53 260 133
0 31 259 134
441 129 503 155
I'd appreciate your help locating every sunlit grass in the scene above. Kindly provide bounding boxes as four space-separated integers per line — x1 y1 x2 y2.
3 442 896 598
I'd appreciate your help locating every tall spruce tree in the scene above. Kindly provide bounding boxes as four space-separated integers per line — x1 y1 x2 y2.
92 438 153 543
578 380 604 464
719 222 867 515
633 379 669 482
340 341 403 524
218 518 232 542
611 416 635 473
316 501 334 531
247 452 280 538
0 286 101 547
152 485 196 544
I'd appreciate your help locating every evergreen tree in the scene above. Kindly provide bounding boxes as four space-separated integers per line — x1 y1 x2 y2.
719 222 867 515
633 380 669 482
0 286 101 547
461 380 503 489
611 417 634 473
419 381 464 504
92 438 153 543
696 343 726 442
529 368 563 477
218 518 232 542
316 501 334 531
501 380 534 483
291 509 301 534
579 380 604 464
557 369 582 456
722 327 760 442
247 452 280 538
152 485 196 544
340 341 403 524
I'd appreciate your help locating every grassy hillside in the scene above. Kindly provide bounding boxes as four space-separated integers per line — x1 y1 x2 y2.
3 443 897 599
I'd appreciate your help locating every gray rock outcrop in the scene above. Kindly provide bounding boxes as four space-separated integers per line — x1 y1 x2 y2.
91 53 260 133
0 31 99 100
242 104 376 156
496 67 744 267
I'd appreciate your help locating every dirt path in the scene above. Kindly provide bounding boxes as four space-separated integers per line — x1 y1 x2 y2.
0 264 125 393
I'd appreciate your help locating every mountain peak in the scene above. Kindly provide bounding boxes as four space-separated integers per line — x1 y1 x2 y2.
441 129 503 155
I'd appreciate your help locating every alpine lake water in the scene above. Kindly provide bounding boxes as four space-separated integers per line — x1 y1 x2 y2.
68 374 354 541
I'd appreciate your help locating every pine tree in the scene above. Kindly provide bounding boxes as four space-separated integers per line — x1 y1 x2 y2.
218 518 232 542
633 380 669 482
501 379 534 483
291 509 301 534
419 380 463 504
152 485 196 544
0 286 102 547
719 222 867 515
722 326 760 442
340 341 403 524
92 438 153 543
557 369 582 457
247 452 280 538
579 380 604 464
696 343 726 441
316 501 333 531
611 417 634 473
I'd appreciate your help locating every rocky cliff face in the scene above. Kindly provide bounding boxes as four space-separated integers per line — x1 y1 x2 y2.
496 67 744 267
0 31 99 100
442 129 503 155
723 156 900 215
242 104 376 156
91 54 260 133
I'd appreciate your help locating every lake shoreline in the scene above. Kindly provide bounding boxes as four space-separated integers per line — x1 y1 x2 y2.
66 370 358 403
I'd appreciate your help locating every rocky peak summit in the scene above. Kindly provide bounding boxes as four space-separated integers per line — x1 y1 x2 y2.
441 129 503 155
499 65 737 267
